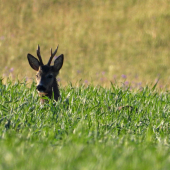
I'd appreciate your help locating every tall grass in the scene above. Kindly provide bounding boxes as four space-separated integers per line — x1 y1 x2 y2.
1 2 170 168
0 0 170 87
0 80 170 169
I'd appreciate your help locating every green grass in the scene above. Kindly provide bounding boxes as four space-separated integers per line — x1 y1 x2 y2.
1 1 170 168
1 0 170 87
1 80 170 170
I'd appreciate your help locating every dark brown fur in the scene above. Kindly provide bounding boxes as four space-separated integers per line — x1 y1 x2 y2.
38 78 60 104
27 45 64 104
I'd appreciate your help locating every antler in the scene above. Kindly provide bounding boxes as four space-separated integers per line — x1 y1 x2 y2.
37 45 44 65
47 45 59 66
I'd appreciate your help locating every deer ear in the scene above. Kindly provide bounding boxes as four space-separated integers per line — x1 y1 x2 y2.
27 54 40 71
54 54 64 71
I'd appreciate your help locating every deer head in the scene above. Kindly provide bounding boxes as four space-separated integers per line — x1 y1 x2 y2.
27 45 64 104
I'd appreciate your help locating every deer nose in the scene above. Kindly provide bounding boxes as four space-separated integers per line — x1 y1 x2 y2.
36 85 46 92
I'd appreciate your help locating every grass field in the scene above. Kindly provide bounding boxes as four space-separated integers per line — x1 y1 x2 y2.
1 80 170 170
1 0 170 87
1 0 170 169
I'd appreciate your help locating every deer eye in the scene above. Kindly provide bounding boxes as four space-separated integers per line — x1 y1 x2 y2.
36 74 38 78
47 74 53 79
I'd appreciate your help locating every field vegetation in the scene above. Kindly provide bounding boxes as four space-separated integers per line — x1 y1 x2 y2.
1 80 170 170
0 0 170 87
1 0 170 169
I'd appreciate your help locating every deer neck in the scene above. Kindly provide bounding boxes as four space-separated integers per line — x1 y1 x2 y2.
52 78 60 101
39 78 60 104
39 90 52 104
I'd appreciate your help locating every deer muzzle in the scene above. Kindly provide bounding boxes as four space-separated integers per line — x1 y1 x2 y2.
36 85 47 92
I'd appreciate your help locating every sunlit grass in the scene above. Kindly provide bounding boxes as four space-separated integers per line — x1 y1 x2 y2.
1 80 170 169
0 0 170 87
1 2 170 168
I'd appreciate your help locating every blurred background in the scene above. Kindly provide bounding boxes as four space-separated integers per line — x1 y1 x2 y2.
0 0 170 89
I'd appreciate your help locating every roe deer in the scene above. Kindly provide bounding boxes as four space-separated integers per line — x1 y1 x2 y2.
27 45 64 104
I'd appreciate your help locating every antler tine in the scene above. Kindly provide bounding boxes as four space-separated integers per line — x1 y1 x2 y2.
47 45 59 66
37 44 44 65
